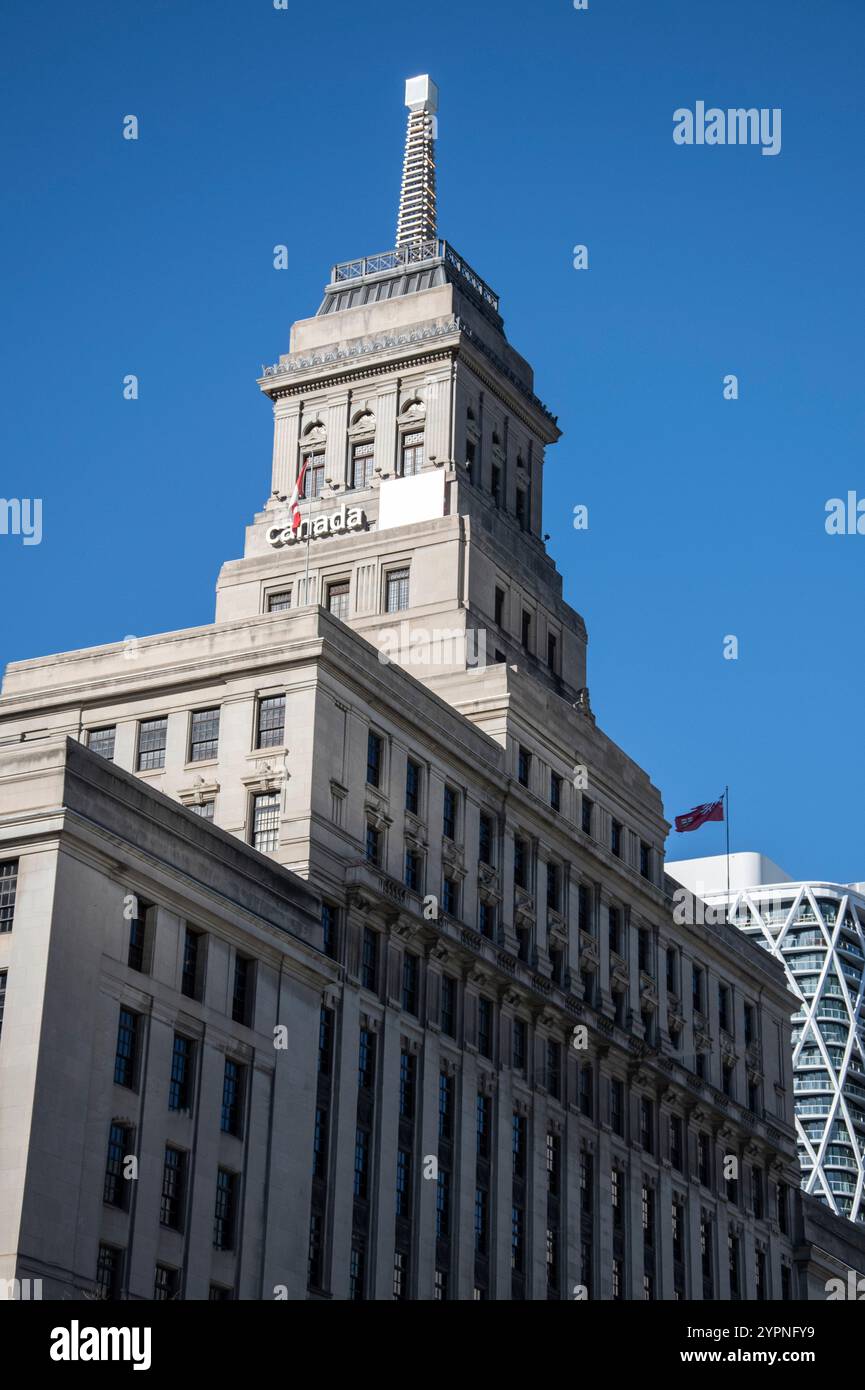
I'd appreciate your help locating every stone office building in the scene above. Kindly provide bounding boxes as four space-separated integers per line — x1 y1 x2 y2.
0 77 853 1301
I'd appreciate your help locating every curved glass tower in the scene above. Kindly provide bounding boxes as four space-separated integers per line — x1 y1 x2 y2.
668 856 865 1225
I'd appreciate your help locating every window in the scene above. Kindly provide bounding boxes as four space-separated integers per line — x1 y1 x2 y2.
189 708 220 762
479 900 495 939
672 1198 685 1262
718 983 732 1034
354 1128 370 1200
465 438 476 481
127 898 152 972
385 568 410 613
755 1248 767 1301
181 926 204 1000
301 451 325 498
722 1058 735 1099
349 1246 366 1301
516 488 527 530
0 861 18 933
405 759 421 815
213 1169 237 1251
608 906 622 956
550 772 562 812
221 1058 244 1137
778 1181 789 1236
612 1257 623 1301
546 1132 561 1195
358 1028 376 1090
513 1018 527 1073
365 821 381 865
581 796 593 835
367 731 383 787
154 1265 179 1301
438 1071 454 1139
252 792 280 853
392 1248 407 1300
256 694 285 749
307 1213 324 1291
104 1122 133 1208
578 1064 593 1117
578 883 592 933
610 1077 624 1136
698 1133 711 1187
400 429 424 477
327 581 350 620
443 785 457 840
640 841 651 880
320 903 337 960
318 1006 334 1077
666 946 679 995
638 928 652 975
0 969 6 1040
753 1167 765 1221
434 1268 449 1301
137 717 167 771
744 1002 756 1046
670 1115 684 1171
692 965 705 1014
517 745 531 787
547 631 558 672
352 438 375 489
232 954 254 1025
478 997 493 1058
267 590 292 613
511 1205 525 1271
512 1112 527 1178
521 610 532 650
513 835 528 890
160 1146 187 1230
474 1188 489 1254
491 464 502 507
399 1050 416 1119
546 861 561 912
395 1147 413 1228
88 727 116 761
436 1170 450 1237
442 876 459 917
640 1097 654 1153
611 819 622 857
189 800 215 820
479 812 494 865
361 927 378 991
547 1040 561 1100
316 1133 342 1208
494 586 505 627
440 976 456 1036
169 1034 193 1112
611 1170 624 1231
402 954 419 1015
114 1008 139 1089
406 845 422 889
96 1244 122 1300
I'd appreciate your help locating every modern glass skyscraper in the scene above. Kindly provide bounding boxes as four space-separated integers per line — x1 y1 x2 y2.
668 853 865 1225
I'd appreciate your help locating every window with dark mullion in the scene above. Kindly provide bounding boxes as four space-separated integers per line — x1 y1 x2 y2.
189 708 220 762
352 439 375 489
137 718 167 771
168 1034 193 1112
0 859 19 932
114 1008 140 1089
406 759 421 814
104 1122 133 1208
367 732 383 787
385 568 410 613
0 969 7 1040
221 1058 244 1137
160 1147 187 1230
88 727 116 761
400 430 424 477
256 695 285 749
232 954 253 1025
213 1169 237 1251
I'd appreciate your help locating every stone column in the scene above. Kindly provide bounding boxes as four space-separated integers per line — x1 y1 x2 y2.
424 367 452 465
271 399 301 499
375 383 399 478
325 393 350 490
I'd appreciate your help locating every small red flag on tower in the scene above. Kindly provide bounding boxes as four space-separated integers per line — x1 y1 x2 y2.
288 459 309 533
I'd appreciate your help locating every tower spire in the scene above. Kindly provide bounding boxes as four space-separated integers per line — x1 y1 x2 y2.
396 75 438 248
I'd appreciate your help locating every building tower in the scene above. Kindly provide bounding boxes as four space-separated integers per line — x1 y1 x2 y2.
667 853 865 1225
396 75 438 248
2 76 849 1303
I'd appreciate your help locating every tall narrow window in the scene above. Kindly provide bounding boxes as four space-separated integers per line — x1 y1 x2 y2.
361 927 378 991
365 821 381 866
443 785 457 840
168 1034 193 1112
189 708 220 762
478 996 493 1058
213 1169 237 1251
402 954 419 1015
405 759 421 815
515 489 527 530
400 430 424 477
114 1008 140 1089
517 745 531 787
0 861 18 933
581 797 593 835
252 792 280 852
440 976 456 1037
137 717 167 771
385 568 410 613
547 632 558 672
352 439 375 489
96 1245 122 1300
104 1122 133 1208
221 1058 244 1137
521 610 532 650
127 899 152 973
256 695 285 749
160 1146 187 1230
479 812 494 865
0 969 7 1040
367 731 383 787
494 586 505 627
550 772 562 812
327 582 350 620
301 451 325 498
181 927 203 1000
232 954 253 1025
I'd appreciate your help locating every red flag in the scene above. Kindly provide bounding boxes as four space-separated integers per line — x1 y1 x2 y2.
288 459 309 533
674 797 724 833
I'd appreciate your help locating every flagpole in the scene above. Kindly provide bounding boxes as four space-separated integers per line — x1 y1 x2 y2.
725 785 731 922
303 514 311 606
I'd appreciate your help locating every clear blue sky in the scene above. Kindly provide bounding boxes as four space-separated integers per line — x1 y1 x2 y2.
1 0 863 882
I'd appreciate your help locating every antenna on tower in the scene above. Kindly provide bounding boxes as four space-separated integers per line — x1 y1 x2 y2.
396 75 439 248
